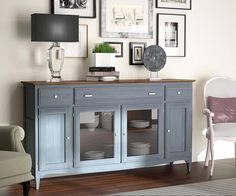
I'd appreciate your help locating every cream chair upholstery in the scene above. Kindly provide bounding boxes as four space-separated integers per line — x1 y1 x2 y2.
203 77 236 176
0 126 33 196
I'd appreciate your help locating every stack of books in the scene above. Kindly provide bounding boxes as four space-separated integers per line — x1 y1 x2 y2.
86 67 119 81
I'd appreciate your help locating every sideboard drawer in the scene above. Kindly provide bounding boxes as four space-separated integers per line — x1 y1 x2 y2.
75 85 164 104
39 88 73 106
165 85 192 101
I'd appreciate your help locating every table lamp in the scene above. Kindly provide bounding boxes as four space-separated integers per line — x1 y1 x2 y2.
31 13 79 82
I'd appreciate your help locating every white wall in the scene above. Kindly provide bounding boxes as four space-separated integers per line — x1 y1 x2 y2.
1 0 236 162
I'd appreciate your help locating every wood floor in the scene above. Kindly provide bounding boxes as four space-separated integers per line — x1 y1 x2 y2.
1 159 236 196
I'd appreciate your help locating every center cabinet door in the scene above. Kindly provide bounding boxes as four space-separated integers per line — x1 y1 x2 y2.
122 103 164 163
74 105 121 167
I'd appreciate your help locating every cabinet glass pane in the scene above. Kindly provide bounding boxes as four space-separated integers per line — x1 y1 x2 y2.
80 111 114 161
127 109 159 156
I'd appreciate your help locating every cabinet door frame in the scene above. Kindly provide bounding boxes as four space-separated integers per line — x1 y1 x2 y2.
165 101 192 160
38 107 73 171
74 105 121 167
122 103 164 163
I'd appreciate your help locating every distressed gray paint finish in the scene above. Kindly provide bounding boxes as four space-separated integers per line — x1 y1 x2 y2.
22 81 193 189
39 107 73 171
165 102 191 160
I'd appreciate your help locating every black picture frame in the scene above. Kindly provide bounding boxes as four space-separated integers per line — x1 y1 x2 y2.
157 14 186 57
156 0 191 10
52 0 96 18
105 42 123 58
129 42 146 65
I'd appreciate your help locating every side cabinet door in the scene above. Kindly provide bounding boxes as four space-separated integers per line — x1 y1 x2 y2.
165 102 191 159
39 107 73 171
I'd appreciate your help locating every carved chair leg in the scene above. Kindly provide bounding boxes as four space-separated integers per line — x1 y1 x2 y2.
210 139 214 176
21 181 30 196
204 139 210 167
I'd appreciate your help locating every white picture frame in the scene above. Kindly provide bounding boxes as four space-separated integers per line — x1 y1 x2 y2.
62 24 88 58
100 0 153 39
157 14 186 57
156 0 191 10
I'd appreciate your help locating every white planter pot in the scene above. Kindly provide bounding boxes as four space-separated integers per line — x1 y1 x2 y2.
92 53 116 67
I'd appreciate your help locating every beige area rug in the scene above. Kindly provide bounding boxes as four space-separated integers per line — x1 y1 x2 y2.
105 178 236 196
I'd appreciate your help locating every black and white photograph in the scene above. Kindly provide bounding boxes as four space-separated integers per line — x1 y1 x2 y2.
156 0 191 10
165 22 178 47
53 0 96 18
105 42 123 57
129 42 146 65
157 14 186 57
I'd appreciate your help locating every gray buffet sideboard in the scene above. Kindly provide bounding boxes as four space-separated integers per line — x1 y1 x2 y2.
22 79 195 189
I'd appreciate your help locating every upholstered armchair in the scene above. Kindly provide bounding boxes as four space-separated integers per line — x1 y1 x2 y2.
0 126 34 196
203 77 236 176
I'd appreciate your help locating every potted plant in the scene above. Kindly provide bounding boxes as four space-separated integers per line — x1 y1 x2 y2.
92 42 116 67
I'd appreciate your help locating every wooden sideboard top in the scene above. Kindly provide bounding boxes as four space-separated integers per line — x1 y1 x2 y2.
21 79 195 86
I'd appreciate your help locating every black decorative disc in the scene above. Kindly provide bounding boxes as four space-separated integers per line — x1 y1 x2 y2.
143 45 166 72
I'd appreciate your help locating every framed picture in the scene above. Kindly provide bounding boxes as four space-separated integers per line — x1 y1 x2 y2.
157 14 186 57
62 24 88 58
129 42 146 65
105 42 123 57
156 0 191 10
53 0 96 18
100 0 153 39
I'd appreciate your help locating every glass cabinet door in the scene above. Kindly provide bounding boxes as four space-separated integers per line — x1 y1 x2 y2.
75 106 120 167
122 104 164 162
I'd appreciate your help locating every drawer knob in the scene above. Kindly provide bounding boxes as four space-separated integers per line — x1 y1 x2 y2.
167 129 171 133
66 137 70 140
123 133 127 136
54 95 58 99
148 92 156 96
115 133 119 137
177 91 181 95
83 94 93 98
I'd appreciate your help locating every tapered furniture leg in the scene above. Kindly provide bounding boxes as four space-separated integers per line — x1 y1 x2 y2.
210 140 214 176
204 139 210 167
186 161 191 173
21 181 30 196
170 162 174 167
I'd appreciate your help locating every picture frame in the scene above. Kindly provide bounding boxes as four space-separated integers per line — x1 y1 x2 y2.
156 0 191 10
157 14 186 57
62 24 88 58
129 42 146 65
105 42 123 57
52 0 96 18
100 0 153 39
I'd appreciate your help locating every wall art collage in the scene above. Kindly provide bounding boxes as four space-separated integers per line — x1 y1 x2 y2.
52 0 191 64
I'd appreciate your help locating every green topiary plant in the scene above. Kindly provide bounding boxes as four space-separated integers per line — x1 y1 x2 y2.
93 42 115 53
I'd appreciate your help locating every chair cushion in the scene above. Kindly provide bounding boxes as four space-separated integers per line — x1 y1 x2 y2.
0 151 32 179
206 123 236 140
208 96 236 123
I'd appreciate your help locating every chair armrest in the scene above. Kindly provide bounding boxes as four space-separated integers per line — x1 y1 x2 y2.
203 108 214 118
0 125 25 153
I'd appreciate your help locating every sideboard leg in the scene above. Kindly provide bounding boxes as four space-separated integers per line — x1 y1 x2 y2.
170 162 174 167
186 161 191 173
35 176 40 190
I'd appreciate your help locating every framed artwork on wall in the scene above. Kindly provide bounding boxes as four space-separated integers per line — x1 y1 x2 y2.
53 0 96 18
156 0 191 10
157 14 186 57
105 42 123 57
129 42 146 65
100 0 153 39
62 24 88 58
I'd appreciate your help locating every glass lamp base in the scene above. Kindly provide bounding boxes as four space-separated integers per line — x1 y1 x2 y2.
47 42 64 82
